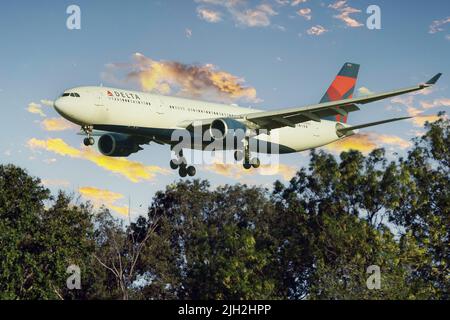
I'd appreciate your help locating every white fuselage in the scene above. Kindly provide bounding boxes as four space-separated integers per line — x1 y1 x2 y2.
54 86 346 154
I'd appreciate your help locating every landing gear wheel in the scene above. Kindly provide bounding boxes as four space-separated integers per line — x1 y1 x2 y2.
251 158 260 169
179 166 187 178
170 159 179 170
83 137 95 146
243 163 252 170
187 166 196 177
234 150 244 161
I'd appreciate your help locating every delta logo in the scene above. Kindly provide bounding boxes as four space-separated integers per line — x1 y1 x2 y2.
106 90 141 100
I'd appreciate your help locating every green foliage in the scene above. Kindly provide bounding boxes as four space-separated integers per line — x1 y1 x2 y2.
0 116 448 300
0 165 94 299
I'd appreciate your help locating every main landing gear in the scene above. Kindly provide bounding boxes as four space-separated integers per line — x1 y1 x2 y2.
170 148 196 177
234 138 260 170
82 125 95 146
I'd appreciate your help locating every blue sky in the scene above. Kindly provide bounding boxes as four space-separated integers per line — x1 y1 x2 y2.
0 0 449 218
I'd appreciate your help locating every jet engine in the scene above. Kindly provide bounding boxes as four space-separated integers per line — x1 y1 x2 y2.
209 118 247 140
98 133 142 157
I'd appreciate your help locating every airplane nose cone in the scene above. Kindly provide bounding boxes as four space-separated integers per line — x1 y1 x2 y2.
54 98 69 118
54 98 61 112
53 97 84 125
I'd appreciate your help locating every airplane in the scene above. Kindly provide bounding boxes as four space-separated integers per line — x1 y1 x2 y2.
53 63 442 177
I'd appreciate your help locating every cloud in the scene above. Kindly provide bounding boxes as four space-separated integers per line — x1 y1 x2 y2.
291 0 307 5
27 138 169 183
390 89 448 127
358 87 373 96
429 16 450 34
402 105 441 127
231 4 278 27
79 186 129 216
273 24 287 31
325 132 411 154
197 7 222 23
195 1 277 28
410 115 441 127
104 53 260 103
41 179 70 187
40 99 54 107
41 117 76 131
44 158 57 164
329 0 363 28
27 102 46 117
205 161 297 181
297 8 312 20
307 25 328 36
419 98 450 110
27 99 56 121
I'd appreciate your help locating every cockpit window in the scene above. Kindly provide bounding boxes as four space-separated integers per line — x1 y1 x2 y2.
62 92 81 97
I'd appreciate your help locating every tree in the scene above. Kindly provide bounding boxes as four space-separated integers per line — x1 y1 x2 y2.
390 115 449 299
91 208 159 300
0 165 94 299
135 181 278 299
0 116 448 300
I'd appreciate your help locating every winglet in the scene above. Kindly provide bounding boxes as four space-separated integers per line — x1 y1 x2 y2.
425 73 442 85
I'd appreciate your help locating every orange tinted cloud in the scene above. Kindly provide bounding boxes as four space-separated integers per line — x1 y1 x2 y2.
297 8 312 20
329 0 363 28
197 7 222 23
27 102 46 117
419 98 450 109
205 162 297 181
41 179 70 187
104 53 260 104
195 1 277 28
231 4 278 27
390 93 447 127
410 115 441 127
41 117 76 131
27 138 170 183
307 25 328 36
325 132 411 154
109 53 259 102
79 186 129 216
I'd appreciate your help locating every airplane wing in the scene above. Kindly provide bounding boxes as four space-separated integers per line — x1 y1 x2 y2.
241 73 442 130
337 116 412 136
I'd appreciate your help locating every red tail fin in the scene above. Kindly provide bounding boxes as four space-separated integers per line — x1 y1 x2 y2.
320 62 360 123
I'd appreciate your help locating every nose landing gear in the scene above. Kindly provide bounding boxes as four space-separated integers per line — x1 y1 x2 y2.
82 125 95 146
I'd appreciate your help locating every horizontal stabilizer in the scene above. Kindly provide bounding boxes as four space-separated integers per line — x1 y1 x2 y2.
337 116 412 134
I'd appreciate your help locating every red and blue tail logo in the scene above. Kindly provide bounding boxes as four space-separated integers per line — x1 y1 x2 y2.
320 62 360 123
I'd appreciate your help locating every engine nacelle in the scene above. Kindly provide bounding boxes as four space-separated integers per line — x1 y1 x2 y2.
209 118 247 140
98 133 141 157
